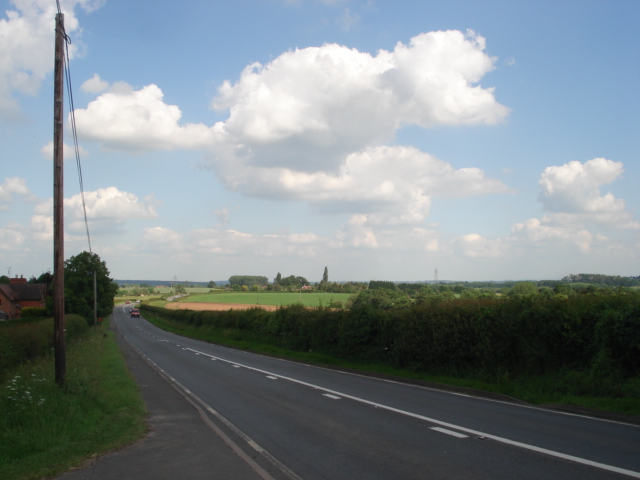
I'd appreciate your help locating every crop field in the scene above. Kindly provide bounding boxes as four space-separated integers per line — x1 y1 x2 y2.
179 292 353 307
154 287 212 294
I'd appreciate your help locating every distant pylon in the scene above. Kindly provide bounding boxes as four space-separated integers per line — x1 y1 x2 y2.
434 268 438 284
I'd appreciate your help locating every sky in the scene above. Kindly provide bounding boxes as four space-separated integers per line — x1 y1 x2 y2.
1 0 639 283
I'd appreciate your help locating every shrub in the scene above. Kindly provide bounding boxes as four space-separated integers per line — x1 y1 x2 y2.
20 307 47 318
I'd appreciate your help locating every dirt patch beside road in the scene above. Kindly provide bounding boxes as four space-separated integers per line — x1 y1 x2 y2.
165 302 279 312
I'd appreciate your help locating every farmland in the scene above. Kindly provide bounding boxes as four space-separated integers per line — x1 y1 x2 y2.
176 292 352 308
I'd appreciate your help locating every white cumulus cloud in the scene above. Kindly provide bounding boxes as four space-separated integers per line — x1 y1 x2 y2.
0 177 30 205
0 0 102 122
538 158 639 230
74 83 218 151
80 73 109 94
215 145 509 225
211 30 508 173
510 157 638 254
69 30 510 225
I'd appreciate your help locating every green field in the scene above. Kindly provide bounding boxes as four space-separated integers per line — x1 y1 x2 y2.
180 292 353 307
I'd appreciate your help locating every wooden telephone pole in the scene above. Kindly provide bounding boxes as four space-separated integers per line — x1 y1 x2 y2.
53 12 66 387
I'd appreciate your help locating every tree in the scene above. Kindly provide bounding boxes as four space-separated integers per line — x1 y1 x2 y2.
508 281 538 296
322 266 329 284
369 280 396 291
279 275 308 288
274 272 282 285
29 270 54 296
207 280 217 288
64 251 118 321
229 275 268 287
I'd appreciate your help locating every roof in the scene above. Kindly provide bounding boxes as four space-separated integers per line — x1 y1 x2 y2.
0 283 46 302
0 284 17 301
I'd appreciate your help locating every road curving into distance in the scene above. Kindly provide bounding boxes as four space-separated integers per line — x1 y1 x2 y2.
114 305 640 480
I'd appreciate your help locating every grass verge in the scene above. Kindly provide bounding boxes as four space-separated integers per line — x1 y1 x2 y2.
142 309 640 417
0 318 147 480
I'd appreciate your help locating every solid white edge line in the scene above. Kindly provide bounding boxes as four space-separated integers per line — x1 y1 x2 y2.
186 347 640 479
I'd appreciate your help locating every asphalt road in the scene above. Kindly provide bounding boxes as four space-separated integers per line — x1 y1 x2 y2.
114 304 640 480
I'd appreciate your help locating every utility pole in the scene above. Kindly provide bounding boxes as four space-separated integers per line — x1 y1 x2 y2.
53 12 66 387
94 271 97 331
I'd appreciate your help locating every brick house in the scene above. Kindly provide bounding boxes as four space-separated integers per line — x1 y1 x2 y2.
0 276 47 320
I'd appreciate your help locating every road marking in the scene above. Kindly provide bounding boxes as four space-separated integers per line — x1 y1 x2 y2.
266 376 278 380
233 365 241 368
186 347 640 479
323 394 341 400
431 427 468 438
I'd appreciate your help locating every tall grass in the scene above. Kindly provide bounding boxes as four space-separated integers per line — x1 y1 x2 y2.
0 318 146 480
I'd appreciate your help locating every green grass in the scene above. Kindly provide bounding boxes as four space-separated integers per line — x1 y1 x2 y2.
141 309 640 417
0 319 147 480
180 291 353 307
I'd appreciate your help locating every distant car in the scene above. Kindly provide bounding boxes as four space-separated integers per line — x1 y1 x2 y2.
130 308 140 318
126 301 131 304
136 300 141 303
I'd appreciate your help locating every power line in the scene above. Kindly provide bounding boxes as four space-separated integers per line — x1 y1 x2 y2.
57 2 92 253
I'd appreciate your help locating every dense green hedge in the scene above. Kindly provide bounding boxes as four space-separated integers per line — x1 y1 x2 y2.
20 306 47 318
0 315 89 378
141 291 640 383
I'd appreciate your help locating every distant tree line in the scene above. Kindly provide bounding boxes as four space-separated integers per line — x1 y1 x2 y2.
228 275 268 287
561 273 640 287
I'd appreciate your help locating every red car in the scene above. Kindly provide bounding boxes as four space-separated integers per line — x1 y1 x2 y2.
130 308 140 318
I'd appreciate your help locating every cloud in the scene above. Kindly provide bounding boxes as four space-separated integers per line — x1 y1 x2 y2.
335 8 359 31
538 157 639 230
453 233 507 258
511 218 607 254
71 30 509 223
74 83 219 151
33 187 159 239
215 145 509 224
40 141 89 161
211 30 507 172
0 225 26 250
65 186 158 234
510 158 638 253
0 0 103 122
140 225 330 264
80 73 109 94
30 214 52 241
0 177 31 209
141 226 183 252
0 176 30 200
214 207 230 227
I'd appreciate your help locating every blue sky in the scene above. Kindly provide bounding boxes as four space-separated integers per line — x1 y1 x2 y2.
1 0 638 283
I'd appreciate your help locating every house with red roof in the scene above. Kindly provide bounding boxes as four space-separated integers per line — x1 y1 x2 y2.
0 276 47 320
